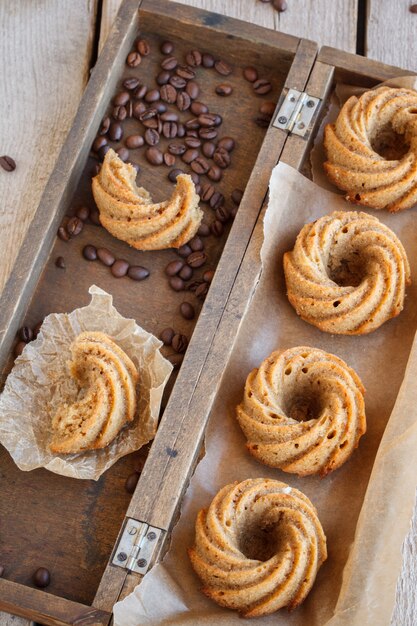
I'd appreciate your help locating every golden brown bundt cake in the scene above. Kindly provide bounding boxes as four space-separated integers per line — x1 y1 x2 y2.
236 346 366 477
92 149 202 250
283 211 410 335
189 478 327 617
324 86 417 212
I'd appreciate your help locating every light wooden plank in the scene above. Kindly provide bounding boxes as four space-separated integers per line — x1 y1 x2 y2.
366 0 417 73
0 0 98 296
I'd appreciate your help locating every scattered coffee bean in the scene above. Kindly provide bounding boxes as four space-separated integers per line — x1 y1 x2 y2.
195 282 209 299
162 113 179 124
182 148 199 164
185 137 201 149
190 101 208 115
273 0 287 11
160 84 177 104
98 116 111 135
202 142 216 158
243 66 258 82
202 53 215 68
211 220 224 237
160 327 175 345
134 83 147 99
145 88 160 103
253 78 272 95
177 92 191 111
161 56 178 71
230 205 238 219
97 144 110 160
185 118 200 130
127 51 141 67
255 113 270 128
97 248 115 266
75 206 90 221
172 333 188 353
168 353 184 369
178 243 192 258
128 265 149 281
156 70 171 86
139 107 158 122
116 147 129 162
57 225 70 242
145 128 160 146
198 113 217 127
177 123 186 137
207 165 222 182
168 143 186 156
214 60 232 76
55 256 66 269
90 209 101 226
260 101 276 117
189 236 203 252
186 50 202 66
19 326 33 343
180 302 195 320
126 134 144 149
125 472 139 494
142 116 159 130
164 152 176 167
215 83 233 96
218 136 235 152
14 341 26 357
161 41 174 55
111 259 129 278
169 276 185 291
216 206 230 223
33 567 51 588
109 121 123 141
198 127 217 140
114 91 130 106
209 191 224 210
83 245 97 261
179 264 193 280
186 129 198 138
198 223 210 237
169 75 186 89
146 146 164 165
112 104 127 121
162 121 178 139
66 216 83 237
0 155 16 172
232 188 244 204
203 269 215 283
176 65 196 80
168 167 184 181
213 147 231 168
136 39 150 56
186 81 200 99
190 171 200 185
123 77 140 91
191 156 209 175
165 260 184 276
187 251 207 268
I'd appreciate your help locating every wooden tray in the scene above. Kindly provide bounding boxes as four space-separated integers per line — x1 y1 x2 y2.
0 1 319 623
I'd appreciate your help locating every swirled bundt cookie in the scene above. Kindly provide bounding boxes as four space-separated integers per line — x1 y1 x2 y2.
92 149 202 250
324 86 417 212
236 347 366 477
189 478 327 617
283 211 410 335
50 332 138 454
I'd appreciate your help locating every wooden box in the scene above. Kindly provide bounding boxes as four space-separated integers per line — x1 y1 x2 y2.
0 1 413 624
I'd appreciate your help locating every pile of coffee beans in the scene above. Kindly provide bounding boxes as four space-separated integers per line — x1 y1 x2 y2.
82 244 150 281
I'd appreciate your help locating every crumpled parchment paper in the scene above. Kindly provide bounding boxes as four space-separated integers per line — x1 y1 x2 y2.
0 285 172 480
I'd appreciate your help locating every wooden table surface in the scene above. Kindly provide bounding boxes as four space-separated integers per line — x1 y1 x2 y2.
1 1 417 624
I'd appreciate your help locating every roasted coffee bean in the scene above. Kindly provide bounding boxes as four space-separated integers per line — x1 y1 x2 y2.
114 91 130 106
182 148 199 164
179 264 193 280
132 101 146 119
169 75 186 90
216 206 230 223
133 83 147 99
169 276 185 291
186 129 198 138
136 39 150 56
144 128 160 146
146 146 163 165
184 137 201 149
187 280 203 293
160 113 178 124
176 92 191 111
185 49 202 67
230 205 238 219
176 65 195 81
213 147 231 168
231 188 244 204
185 118 200 130
215 83 233 96
112 104 127 121
203 269 215 283
168 142 186 156
156 70 171 86
165 260 184 276
168 167 185 181
67 216 83 237
187 251 207 268
189 171 200 185
164 152 176 167
127 51 141 67
253 78 272 95
260 101 276 117
161 40 174 55
189 236 203 252
83 245 97 261
126 101 133 119
160 84 177 104
0 155 16 171
195 182 202 195
123 77 140 91
169 353 184 369
145 88 160 103
214 59 232 76
197 222 210 237
108 121 123 141
161 56 178 71
209 191 224 210
160 327 175 345
172 333 188 353
186 81 200 100
202 142 216 158
198 113 217 127
98 116 110 135
410 3 417 11
180 302 195 320
255 113 270 128
19 326 33 343
139 106 158 121
207 165 222 182
97 248 115 266
162 121 177 139
178 243 192 258
243 66 258 82
92 136 107 152
202 52 215 68
57 224 70 242
116 147 129 162
33 567 51 588
142 116 159 129
125 472 139 494
89 208 101 226
195 282 209 299
111 259 129 278
177 123 186 137
198 127 217 140
191 156 209 175
273 0 287 11
125 134 144 149
76 206 90 221
55 256 66 269
218 136 235 152
128 265 150 281
14 340 26 357
211 219 224 237
98 145 109 161
190 101 207 116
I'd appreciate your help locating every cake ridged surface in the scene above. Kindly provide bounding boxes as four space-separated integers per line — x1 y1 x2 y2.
189 478 327 617
92 149 203 250
50 332 139 454
283 211 410 335
236 347 366 477
324 86 417 212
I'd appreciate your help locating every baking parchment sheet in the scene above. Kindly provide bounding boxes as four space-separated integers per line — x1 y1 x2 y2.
0 285 172 480
113 160 417 625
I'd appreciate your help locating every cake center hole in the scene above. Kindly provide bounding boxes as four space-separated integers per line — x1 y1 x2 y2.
327 252 364 287
370 122 410 160
238 522 282 562
287 394 321 422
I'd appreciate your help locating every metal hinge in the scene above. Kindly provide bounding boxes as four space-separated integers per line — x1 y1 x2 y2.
273 88 320 137
112 517 163 575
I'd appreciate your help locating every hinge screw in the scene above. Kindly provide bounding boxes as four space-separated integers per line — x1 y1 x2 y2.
128 526 137 535
117 552 127 562
147 531 157 541
306 100 315 108
290 96 296 102
278 116 287 125
298 122 305 129
137 558 147 568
